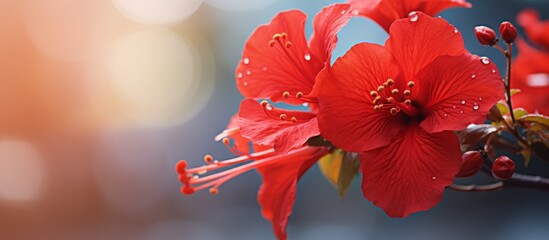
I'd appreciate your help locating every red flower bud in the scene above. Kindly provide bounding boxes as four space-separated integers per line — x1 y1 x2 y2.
474 26 498 46
499 21 517 44
492 155 515 180
456 151 484 178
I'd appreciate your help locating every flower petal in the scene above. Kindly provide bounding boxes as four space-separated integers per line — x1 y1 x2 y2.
386 11 466 81
317 43 403 152
308 3 352 64
518 9 549 50
349 0 471 32
236 10 324 103
415 54 505 133
511 40 549 115
360 127 461 218
257 146 328 240
238 99 320 153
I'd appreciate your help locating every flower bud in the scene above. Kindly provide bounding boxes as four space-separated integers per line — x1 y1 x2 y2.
499 21 517 44
474 26 498 46
492 155 515 180
456 151 483 178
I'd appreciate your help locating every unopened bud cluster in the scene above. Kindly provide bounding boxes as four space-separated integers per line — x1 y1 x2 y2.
474 21 517 46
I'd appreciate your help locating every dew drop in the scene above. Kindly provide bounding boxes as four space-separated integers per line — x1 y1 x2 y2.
444 113 448 117
246 70 251 76
492 69 496 73
452 105 457 109
472 103 479 111
262 67 268 71
454 28 459 34
480 57 490 65
432 176 436 180
303 103 309 107
243 81 248 87
461 99 466 105
243 57 250 65
304 53 311 61
237 72 243 78
478 97 483 101
460 110 464 114
471 73 476 79
266 105 273 111
409 11 418 22
341 10 346 15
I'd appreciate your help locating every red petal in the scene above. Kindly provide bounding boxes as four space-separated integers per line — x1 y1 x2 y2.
308 3 352 64
360 127 461 217
236 10 324 104
414 54 505 133
238 99 320 153
349 0 471 32
386 12 466 81
517 9 549 50
317 43 403 152
257 146 328 240
511 40 549 115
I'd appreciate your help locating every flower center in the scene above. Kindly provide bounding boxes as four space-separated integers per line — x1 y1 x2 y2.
370 79 419 117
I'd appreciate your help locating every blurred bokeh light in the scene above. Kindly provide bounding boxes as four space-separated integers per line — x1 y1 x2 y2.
0 140 45 201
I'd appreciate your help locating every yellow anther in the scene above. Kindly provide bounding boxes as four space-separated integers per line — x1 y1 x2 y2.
273 33 282 39
377 86 385 92
222 138 230 145
387 79 394 86
374 105 381 111
209 188 219 195
370 91 378 97
386 97 394 102
296 92 303 98
280 114 287 120
390 108 398 115
404 100 412 105
260 100 269 106
204 154 213 163
280 32 288 39
403 90 411 96
283 91 290 99
391 89 399 94
285 41 293 48
383 82 389 88
269 40 276 47
373 99 380 105
407 81 415 88
291 117 297 123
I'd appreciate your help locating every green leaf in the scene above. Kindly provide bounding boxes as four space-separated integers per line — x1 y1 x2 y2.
318 150 360 199
487 104 503 122
456 124 498 151
519 114 549 128
510 88 521 96
318 149 344 187
518 141 532 166
337 152 360 198
497 101 509 116
513 108 528 119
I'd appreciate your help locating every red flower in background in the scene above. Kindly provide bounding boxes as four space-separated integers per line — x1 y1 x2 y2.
177 4 352 240
511 9 549 115
317 12 504 217
348 0 471 31
236 3 352 153
518 9 549 49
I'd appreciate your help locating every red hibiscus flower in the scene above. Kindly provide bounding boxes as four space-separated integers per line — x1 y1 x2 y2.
317 12 504 217
235 3 352 153
518 9 549 50
511 40 549 115
177 4 352 239
348 0 471 32
177 115 329 240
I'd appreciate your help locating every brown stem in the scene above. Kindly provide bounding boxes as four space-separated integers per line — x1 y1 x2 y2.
504 44 516 125
451 173 549 192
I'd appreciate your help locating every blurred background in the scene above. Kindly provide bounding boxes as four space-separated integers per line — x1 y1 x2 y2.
0 0 548 239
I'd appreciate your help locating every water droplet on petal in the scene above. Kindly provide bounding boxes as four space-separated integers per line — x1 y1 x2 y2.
454 28 459 34
243 81 248 87
341 10 346 15
460 110 464 114
478 97 483 101
492 69 496 73
481 57 490 65
472 103 479 111
237 72 243 78
452 105 457 109
262 67 268 71
444 113 448 117
471 73 476 79
461 100 466 105
432 176 436 180
409 11 418 22
246 70 251 76
243 57 250 65
266 105 273 110
304 53 311 61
